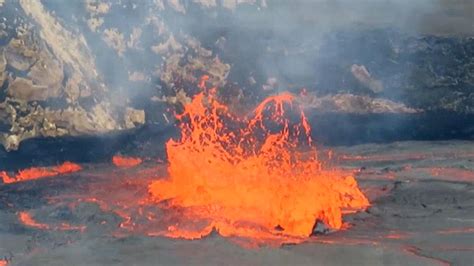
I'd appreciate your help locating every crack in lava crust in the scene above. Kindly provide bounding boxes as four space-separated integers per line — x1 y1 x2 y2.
148 76 369 244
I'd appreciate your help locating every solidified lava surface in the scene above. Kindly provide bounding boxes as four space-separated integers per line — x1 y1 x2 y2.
0 141 473 265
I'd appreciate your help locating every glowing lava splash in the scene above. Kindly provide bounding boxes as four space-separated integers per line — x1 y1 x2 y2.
149 76 369 243
0 162 82 184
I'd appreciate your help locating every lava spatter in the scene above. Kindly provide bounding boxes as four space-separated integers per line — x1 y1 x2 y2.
148 76 369 242
0 162 82 184
112 155 143 168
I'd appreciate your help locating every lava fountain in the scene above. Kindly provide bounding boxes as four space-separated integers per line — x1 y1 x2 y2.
149 76 369 243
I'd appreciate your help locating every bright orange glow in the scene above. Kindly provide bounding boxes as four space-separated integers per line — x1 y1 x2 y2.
0 259 7 266
17 211 86 232
1 162 82 184
148 76 369 242
113 155 143 168
18 211 50 230
0 171 15 184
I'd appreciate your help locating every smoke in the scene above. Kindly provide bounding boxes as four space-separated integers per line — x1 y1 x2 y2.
205 0 443 91
22 0 473 146
178 0 471 100
168 0 473 144
39 0 467 102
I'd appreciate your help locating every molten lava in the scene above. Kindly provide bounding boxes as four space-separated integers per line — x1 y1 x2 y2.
0 162 82 184
112 155 143 168
18 211 50 230
148 76 369 242
17 211 86 232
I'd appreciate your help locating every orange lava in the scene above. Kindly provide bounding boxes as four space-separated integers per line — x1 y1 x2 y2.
148 76 369 242
112 155 143 168
17 211 86 232
18 211 50 230
0 162 82 184
0 260 7 266
384 231 412 240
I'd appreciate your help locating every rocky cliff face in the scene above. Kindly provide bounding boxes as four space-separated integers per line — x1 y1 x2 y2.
0 0 235 151
0 0 472 151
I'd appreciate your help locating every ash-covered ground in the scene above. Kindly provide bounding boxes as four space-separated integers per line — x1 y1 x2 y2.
0 140 472 266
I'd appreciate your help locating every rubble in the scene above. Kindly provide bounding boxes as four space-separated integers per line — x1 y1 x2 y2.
0 98 145 151
124 107 145 129
7 77 54 102
350 64 384 93
312 30 474 113
0 1 148 151
102 28 126 56
299 93 419 114
0 48 6 87
19 0 100 86
4 38 37 72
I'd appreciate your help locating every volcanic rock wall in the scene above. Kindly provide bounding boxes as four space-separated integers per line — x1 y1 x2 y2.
0 0 236 151
0 0 473 151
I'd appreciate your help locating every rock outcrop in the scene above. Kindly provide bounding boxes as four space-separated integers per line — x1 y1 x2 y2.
0 0 472 150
